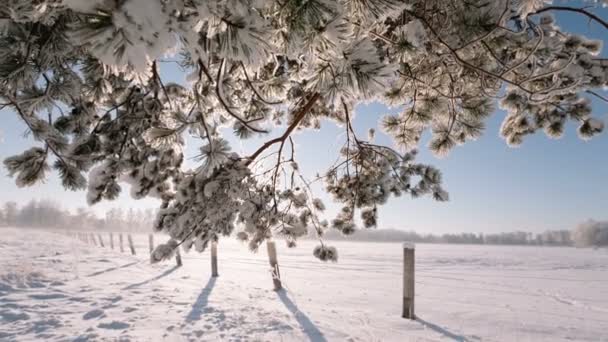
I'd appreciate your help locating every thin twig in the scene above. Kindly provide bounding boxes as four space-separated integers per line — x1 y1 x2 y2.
215 59 268 133
240 62 282 105
247 93 321 164
531 6 608 30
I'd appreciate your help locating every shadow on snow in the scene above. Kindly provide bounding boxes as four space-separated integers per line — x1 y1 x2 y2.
416 316 470 342
87 261 139 277
185 276 217 323
122 265 180 290
277 289 327 342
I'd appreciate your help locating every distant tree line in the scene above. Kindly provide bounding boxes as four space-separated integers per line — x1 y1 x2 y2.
320 224 607 248
0 200 155 232
1 199 606 248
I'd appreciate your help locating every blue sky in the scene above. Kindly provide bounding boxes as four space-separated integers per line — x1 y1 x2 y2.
1 6 606 234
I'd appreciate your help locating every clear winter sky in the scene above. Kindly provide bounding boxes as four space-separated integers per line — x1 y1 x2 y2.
0 5 606 234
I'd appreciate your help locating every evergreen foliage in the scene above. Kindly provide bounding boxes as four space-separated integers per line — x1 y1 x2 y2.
1 0 606 261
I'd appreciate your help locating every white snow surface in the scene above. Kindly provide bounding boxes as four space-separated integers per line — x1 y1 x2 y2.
1 227 607 341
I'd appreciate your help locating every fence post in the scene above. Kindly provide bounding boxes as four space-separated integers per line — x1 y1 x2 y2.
175 248 182 267
211 241 219 277
109 233 114 250
90 233 97 246
266 241 282 290
127 234 136 255
148 234 154 254
119 234 124 253
98 234 105 248
402 243 415 319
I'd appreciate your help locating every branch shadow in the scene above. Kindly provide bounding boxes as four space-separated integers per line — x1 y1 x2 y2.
416 317 469 342
86 261 139 277
185 277 217 323
122 265 179 290
277 289 327 342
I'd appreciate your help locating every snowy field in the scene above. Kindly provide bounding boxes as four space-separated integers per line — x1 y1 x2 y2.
1 228 607 342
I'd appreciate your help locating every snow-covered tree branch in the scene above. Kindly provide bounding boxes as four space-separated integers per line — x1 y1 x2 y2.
1 0 606 261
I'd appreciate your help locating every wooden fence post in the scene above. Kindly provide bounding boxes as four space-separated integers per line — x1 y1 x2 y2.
90 233 97 246
402 243 415 319
127 234 136 255
109 233 114 250
148 234 154 254
267 241 282 290
98 234 105 247
119 234 124 253
211 241 219 277
175 248 182 267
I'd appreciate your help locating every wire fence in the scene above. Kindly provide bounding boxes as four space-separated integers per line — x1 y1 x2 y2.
56 230 608 325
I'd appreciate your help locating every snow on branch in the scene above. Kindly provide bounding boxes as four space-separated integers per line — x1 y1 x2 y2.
0 0 606 261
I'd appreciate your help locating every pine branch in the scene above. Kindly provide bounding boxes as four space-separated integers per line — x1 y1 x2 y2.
197 59 214 84
531 6 608 30
247 93 321 164
586 90 608 103
407 11 537 96
152 60 173 109
239 62 282 105
8 98 69 168
215 59 269 134
92 88 137 133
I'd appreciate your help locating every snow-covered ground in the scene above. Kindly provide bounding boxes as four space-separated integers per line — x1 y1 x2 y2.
1 228 607 342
